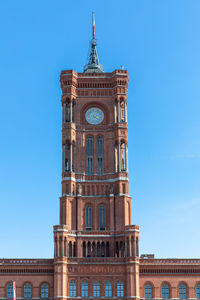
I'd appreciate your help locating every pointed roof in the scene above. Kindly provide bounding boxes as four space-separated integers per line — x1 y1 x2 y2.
84 13 104 73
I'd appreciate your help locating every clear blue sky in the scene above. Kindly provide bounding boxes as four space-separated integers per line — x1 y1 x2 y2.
0 0 200 258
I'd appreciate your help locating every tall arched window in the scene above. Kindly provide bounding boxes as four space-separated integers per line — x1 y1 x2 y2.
97 136 103 175
69 281 76 297
87 136 93 175
117 281 124 297
196 284 200 299
7 284 13 299
24 283 32 299
179 284 187 299
85 205 92 230
81 281 88 297
145 284 152 299
41 283 49 299
105 282 112 298
93 281 100 298
162 284 169 299
99 204 106 230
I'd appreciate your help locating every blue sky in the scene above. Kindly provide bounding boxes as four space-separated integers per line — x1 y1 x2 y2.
0 0 200 258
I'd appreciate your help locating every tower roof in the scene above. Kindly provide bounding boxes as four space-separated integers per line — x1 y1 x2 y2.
84 14 104 73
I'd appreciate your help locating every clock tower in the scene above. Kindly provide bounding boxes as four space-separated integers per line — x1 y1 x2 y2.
53 14 140 300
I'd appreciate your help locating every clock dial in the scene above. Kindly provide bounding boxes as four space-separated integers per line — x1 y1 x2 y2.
85 107 104 125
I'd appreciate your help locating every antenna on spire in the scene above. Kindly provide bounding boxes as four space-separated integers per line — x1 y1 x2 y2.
92 12 95 39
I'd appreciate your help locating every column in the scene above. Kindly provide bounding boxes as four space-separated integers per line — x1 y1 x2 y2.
125 101 127 122
129 238 132 257
125 239 127 257
62 238 64 257
118 142 121 172
63 103 66 123
70 101 73 122
66 241 69 257
117 100 120 122
126 143 128 172
134 238 136 258
54 238 56 257
73 101 76 123
57 238 59 257
70 143 73 172
62 145 65 173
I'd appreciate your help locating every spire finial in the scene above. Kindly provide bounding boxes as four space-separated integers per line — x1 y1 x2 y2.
83 13 104 73
92 12 95 39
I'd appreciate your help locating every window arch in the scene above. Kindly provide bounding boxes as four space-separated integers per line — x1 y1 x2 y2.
99 204 106 230
81 281 88 297
24 283 32 299
145 284 152 299
105 281 112 298
196 284 200 299
179 284 187 299
97 136 103 175
93 281 100 298
69 281 76 297
7 284 13 299
117 281 124 297
41 283 49 299
87 136 93 175
162 283 169 299
85 205 92 230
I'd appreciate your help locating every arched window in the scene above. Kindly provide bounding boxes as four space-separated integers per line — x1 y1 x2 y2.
145 284 152 299
85 205 92 230
87 136 93 175
162 284 169 299
93 281 100 298
24 283 32 299
41 283 49 299
81 281 88 297
196 284 200 299
7 284 13 299
179 284 187 299
97 136 103 175
105 282 112 298
117 281 124 297
99 204 106 230
69 281 76 297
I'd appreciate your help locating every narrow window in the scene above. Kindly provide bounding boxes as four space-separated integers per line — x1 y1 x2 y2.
145 284 152 299
24 283 32 299
87 136 93 175
93 281 100 298
179 284 187 299
7 284 13 299
69 281 76 297
97 136 103 175
105 282 112 298
162 284 169 299
41 283 49 299
85 205 92 230
196 284 200 299
117 282 124 297
81 281 88 297
99 204 106 230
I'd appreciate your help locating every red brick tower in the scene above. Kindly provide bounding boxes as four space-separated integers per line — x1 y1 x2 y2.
53 14 140 300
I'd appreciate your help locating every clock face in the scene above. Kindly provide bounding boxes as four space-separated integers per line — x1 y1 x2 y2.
85 107 104 125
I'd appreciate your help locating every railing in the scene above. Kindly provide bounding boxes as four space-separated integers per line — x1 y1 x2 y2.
140 258 200 264
0 259 53 265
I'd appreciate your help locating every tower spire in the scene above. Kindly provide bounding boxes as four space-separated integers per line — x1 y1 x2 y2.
84 13 104 73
